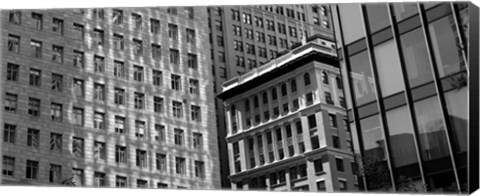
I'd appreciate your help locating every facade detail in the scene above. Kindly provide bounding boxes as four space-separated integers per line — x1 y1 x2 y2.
218 36 356 192
1 8 220 189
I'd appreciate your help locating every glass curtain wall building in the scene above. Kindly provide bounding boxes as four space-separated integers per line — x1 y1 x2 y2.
331 2 470 193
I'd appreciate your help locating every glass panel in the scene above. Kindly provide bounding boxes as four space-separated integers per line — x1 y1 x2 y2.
400 28 434 87
423 2 441 10
340 60 353 109
393 3 419 21
359 115 393 191
338 4 366 44
444 85 468 191
385 106 423 189
374 40 405 96
458 8 468 55
413 96 458 193
365 3 391 33
349 51 377 106
428 15 466 77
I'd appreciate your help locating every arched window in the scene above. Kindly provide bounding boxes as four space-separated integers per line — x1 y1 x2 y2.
336 76 343 90
271 88 278 100
281 83 287 96
263 92 268 104
253 96 259 108
322 71 329 84
304 73 311 86
245 100 250 112
231 105 236 117
290 79 297 92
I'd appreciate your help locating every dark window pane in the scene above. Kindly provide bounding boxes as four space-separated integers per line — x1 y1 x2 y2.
400 28 433 87
349 51 377 106
360 115 392 190
428 15 466 77
365 4 391 33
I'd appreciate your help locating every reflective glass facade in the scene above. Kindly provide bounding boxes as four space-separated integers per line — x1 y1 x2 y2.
333 2 470 193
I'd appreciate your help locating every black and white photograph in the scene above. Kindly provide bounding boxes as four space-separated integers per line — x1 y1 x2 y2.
0 1 478 195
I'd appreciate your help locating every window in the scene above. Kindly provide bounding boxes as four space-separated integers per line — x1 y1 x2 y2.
215 20 222 31
156 153 167 171
93 112 105 130
193 133 203 149
6 63 19 82
30 40 42 58
218 52 226 63
72 50 85 68
135 120 145 138
235 56 245 67
234 40 243 51
115 146 127 163
73 107 84 126
52 45 63 63
3 124 16 144
7 34 20 53
52 18 64 35
191 105 201 122
94 172 106 187
94 83 105 101
253 96 259 108
194 161 205 178
28 98 40 117
73 23 84 40
4 93 17 112
256 32 265 43
72 168 84 186
281 83 288 97
336 158 345 172
325 92 333 104
112 9 123 25
246 44 255 55
171 74 181 90
175 157 186 174
73 78 84 97
136 149 147 167
245 29 253 39
306 92 314 105
248 59 257 69
132 13 142 30
50 133 62 152
329 114 337 128
133 66 144 82
94 141 106 160
186 28 195 43
168 24 178 39
137 179 148 188
189 79 199 95
266 20 275 31
242 13 252 24
167 7 178 15
258 47 267 57
50 102 62 121
134 92 145 109
157 183 168 188
29 69 41 87
217 36 224 47
94 55 105 73
113 61 125 78
170 49 179 65
186 53 198 69
113 34 124 50
333 135 340 148
268 35 277 46
185 7 194 19
255 16 263 27
116 176 127 187
26 160 39 179
48 164 61 183
114 88 125 105
8 11 21 24
133 39 143 56
72 137 84 157
115 116 125 134
316 181 326 191
314 159 323 173
322 72 329 84
153 97 164 113
308 115 317 129
152 70 162 86
155 124 165 141
232 9 240 21
174 128 184 146
49 73 63 92
151 44 161 59
93 29 104 45
336 76 343 90
150 18 160 34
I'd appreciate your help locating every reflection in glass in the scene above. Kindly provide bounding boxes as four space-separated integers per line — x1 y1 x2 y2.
429 16 465 77
413 96 457 192
393 3 418 21
423 2 441 10
445 85 468 191
374 40 405 96
359 115 392 191
385 106 422 189
459 8 469 55
365 3 390 33
338 4 366 44
349 51 377 106
400 28 433 87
